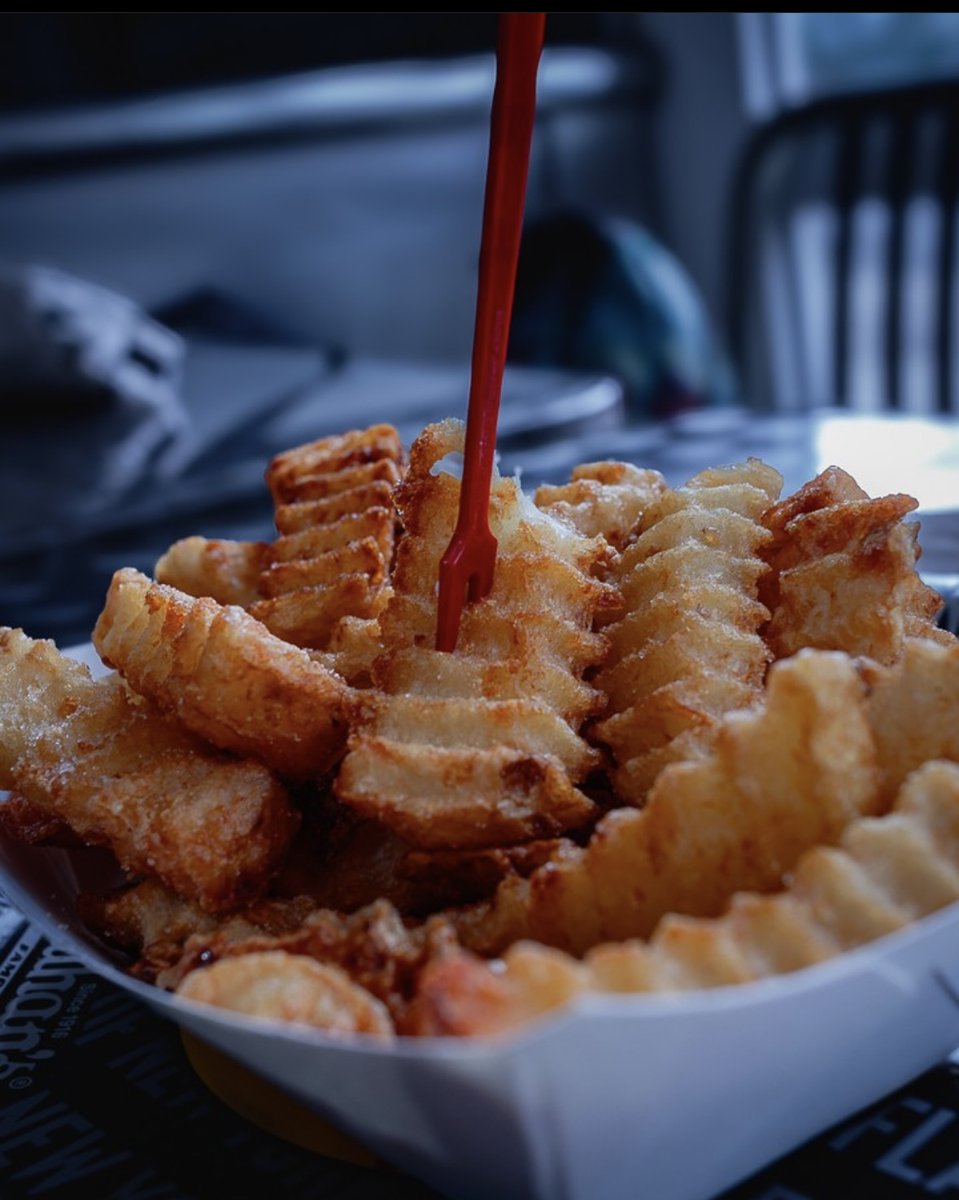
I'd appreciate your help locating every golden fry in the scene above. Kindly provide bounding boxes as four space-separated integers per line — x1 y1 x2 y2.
178 951 394 1038
154 536 267 607
455 650 879 956
265 424 405 506
0 629 299 911
592 459 781 802
863 635 959 804
248 575 388 650
761 467 946 662
337 420 610 849
94 569 355 778
534 462 667 554
410 760 959 1036
79 881 319 980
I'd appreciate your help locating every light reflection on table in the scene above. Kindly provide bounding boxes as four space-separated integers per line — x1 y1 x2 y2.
502 406 959 593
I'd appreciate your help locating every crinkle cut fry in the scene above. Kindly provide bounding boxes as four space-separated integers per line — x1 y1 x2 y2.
93 569 355 779
256 427 405 649
862 635 959 806
269 509 394 565
165 899 459 1029
374 647 603 727
760 467 947 663
0 629 300 912
534 462 667 554
336 737 597 850
151 430 405 656
453 650 880 957
379 595 606 679
388 550 619 638
178 951 395 1039
366 694 601 777
155 537 268 607
269 800 562 918
591 459 781 804
78 881 320 980
380 420 614 672
274 481 398 536
335 420 608 849
410 760 959 1037
310 616 384 689
248 575 388 654
265 424 406 506
258 536 386 599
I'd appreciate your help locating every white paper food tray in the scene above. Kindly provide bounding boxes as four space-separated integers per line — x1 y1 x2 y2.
2 645 959 1200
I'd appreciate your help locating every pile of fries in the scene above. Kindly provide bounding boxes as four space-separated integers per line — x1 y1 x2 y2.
3 419 959 1041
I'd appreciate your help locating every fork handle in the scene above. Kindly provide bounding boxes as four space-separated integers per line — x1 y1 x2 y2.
459 12 546 531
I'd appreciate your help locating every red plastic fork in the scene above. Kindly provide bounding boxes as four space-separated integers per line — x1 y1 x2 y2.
435 11 546 653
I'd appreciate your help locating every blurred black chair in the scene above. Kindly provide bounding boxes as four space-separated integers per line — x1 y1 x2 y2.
726 79 959 414
511 211 737 420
